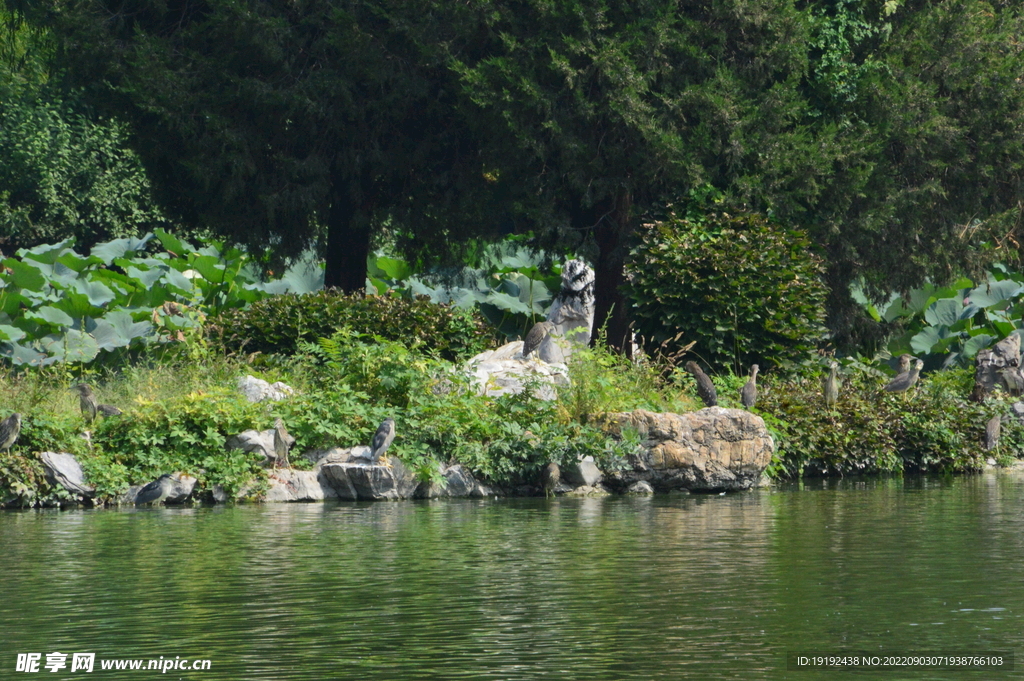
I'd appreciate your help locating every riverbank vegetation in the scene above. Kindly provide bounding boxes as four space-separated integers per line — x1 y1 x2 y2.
4 1 1024 504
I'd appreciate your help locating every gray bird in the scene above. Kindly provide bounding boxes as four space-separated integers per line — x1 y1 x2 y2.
522 321 555 359
740 364 759 409
98 404 122 417
897 353 913 374
540 462 560 498
884 359 924 396
0 412 21 453
370 417 396 464
985 414 1001 452
135 474 175 506
824 361 840 410
685 361 717 407
273 417 293 469
72 383 98 423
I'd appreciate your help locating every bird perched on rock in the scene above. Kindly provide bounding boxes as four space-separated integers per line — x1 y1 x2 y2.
522 321 555 359
740 364 759 409
685 361 717 407
824 361 840 410
135 474 175 506
540 462 560 498
370 417 396 464
985 414 1001 452
884 359 924 397
273 417 293 469
72 383 98 423
0 412 21 453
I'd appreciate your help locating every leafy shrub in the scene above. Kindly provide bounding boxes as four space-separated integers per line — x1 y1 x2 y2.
210 291 495 362
626 211 828 373
759 365 1018 478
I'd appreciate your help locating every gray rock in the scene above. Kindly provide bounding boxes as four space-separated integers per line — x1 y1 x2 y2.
265 469 338 502
543 259 596 362
40 452 94 498
1013 402 1024 421
211 485 229 503
226 428 289 468
976 335 1021 396
237 375 295 403
564 455 603 486
605 408 774 493
417 464 486 499
465 343 570 400
565 484 612 497
162 472 197 504
320 458 419 501
627 480 655 495
305 446 365 466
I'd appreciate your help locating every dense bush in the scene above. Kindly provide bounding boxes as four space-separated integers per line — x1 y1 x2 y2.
759 365 1020 477
626 211 828 373
210 290 495 362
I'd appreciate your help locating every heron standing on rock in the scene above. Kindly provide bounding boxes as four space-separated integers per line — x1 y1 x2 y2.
884 359 924 398
0 412 21 453
370 417 396 464
522 321 555 359
824 361 840 410
740 364 759 409
72 383 98 423
985 414 1002 452
541 462 560 498
273 418 293 469
685 361 717 407
135 474 175 506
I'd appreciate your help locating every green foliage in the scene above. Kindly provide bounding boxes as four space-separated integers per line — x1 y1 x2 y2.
856 266 1024 368
0 232 321 366
626 211 828 373
0 82 168 253
368 240 562 341
211 291 494 362
760 364 1017 478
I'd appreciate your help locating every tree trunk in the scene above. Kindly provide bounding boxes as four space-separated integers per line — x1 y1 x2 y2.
586 192 634 355
324 176 372 292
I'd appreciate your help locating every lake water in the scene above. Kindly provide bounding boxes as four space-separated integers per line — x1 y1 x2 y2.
2 474 1023 680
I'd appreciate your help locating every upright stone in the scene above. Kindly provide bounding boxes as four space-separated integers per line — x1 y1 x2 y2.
40 452 95 498
976 334 1021 397
540 259 595 363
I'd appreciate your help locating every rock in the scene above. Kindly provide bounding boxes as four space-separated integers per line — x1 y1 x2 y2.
237 375 295 403
1013 402 1024 421
542 259 596 362
564 456 603 487
265 469 338 502
163 472 197 503
320 458 420 501
305 446 365 466
465 342 570 399
416 464 490 499
40 452 94 498
565 484 612 497
604 407 774 492
975 335 1021 396
627 480 655 495
211 485 229 503
226 428 285 467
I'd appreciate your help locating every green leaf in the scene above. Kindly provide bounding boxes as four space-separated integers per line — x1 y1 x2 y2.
910 325 951 354
0 324 26 342
373 256 412 281
3 258 47 292
91 234 154 264
73 278 116 307
967 280 1023 309
154 228 194 256
961 334 994 359
27 305 74 328
924 298 962 327
18 238 75 264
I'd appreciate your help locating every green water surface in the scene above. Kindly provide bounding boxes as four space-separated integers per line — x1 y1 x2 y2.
2 474 1023 680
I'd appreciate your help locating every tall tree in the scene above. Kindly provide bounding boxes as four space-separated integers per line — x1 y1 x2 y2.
449 0 820 351
22 0 502 288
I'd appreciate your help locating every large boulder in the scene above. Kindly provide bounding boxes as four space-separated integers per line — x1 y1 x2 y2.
225 428 293 468
320 458 420 501
604 408 774 492
125 472 197 505
563 456 604 487
237 375 295 403
40 452 94 499
416 464 492 499
265 469 338 502
465 342 569 400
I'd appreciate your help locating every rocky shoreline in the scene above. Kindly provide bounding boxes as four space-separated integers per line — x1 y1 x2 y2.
18 407 774 509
